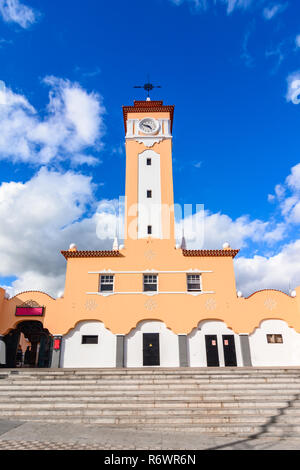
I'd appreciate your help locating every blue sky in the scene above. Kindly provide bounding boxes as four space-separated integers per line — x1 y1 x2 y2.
0 0 300 297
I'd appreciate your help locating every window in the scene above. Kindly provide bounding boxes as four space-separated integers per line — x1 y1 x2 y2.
147 190 152 198
147 225 152 235
187 274 201 292
100 275 114 292
82 336 98 344
144 274 158 292
147 158 152 166
267 334 283 344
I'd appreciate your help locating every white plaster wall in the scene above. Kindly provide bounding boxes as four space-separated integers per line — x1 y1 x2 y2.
125 321 179 367
188 320 243 367
60 321 116 368
138 150 162 239
249 319 300 366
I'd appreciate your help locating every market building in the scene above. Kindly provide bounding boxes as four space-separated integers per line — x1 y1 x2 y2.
0 98 300 369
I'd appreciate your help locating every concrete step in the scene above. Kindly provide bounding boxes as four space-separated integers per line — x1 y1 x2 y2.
3 369 300 378
0 391 298 401
1 368 300 436
0 410 269 423
0 403 281 416
0 416 263 434
0 368 300 380
3 378 300 385
0 397 291 408
5 378 300 386
0 384 299 397
4 373 300 381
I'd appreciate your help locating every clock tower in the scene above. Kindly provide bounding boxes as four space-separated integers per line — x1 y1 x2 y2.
122 99 175 246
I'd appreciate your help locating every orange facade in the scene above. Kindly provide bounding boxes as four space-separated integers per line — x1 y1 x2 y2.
0 99 299 344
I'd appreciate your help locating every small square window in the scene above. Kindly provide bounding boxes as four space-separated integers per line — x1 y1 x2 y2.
100 275 114 292
82 336 98 344
144 274 158 292
147 190 152 198
147 225 152 235
147 158 152 166
267 334 283 344
187 274 201 292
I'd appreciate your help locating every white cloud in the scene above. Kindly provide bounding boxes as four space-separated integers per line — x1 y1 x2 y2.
296 35 300 48
169 0 258 14
0 38 12 47
268 163 300 225
0 0 38 28
0 77 105 165
225 0 253 14
177 208 287 250
0 168 116 298
286 71 300 104
263 3 287 20
235 240 300 296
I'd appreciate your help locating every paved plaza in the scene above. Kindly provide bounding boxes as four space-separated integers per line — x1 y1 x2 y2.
0 419 299 450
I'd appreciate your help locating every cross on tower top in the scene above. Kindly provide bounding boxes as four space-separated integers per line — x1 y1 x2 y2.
134 79 162 99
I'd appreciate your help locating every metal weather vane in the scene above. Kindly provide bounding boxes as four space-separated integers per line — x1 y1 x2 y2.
134 76 162 98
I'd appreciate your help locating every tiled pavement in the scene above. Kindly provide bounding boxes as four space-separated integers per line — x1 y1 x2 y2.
0 420 300 450
0 440 103 450
0 439 158 450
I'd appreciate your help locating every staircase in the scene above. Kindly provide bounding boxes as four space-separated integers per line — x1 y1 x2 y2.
1 368 300 436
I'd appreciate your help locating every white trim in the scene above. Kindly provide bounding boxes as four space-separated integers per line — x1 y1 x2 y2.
126 118 172 148
88 270 213 274
128 137 170 148
86 291 215 296
138 149 162 239
126 119 172 139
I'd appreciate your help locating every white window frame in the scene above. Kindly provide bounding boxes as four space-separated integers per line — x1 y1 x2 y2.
99 274 114 293
143 274 158 292
187 274 202 292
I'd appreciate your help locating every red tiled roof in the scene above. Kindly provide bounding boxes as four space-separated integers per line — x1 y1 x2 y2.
61 250 123 259
182 249 239 258
122 100 175 133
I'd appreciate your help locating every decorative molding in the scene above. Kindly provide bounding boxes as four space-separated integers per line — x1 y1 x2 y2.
84 299 98 311
88 270 213 274
144 299 157 311
86 291 215 296
135 137 165 147
19 300 42 308
144 249 156 260
205 298 217 311
264 297 277 311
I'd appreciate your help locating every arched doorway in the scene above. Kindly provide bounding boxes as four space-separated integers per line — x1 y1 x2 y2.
4 321 53 368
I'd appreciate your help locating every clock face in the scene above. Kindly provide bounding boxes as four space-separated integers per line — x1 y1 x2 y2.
138 118 159 135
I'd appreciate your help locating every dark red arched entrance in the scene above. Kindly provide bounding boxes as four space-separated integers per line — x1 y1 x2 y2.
4 321 53 368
